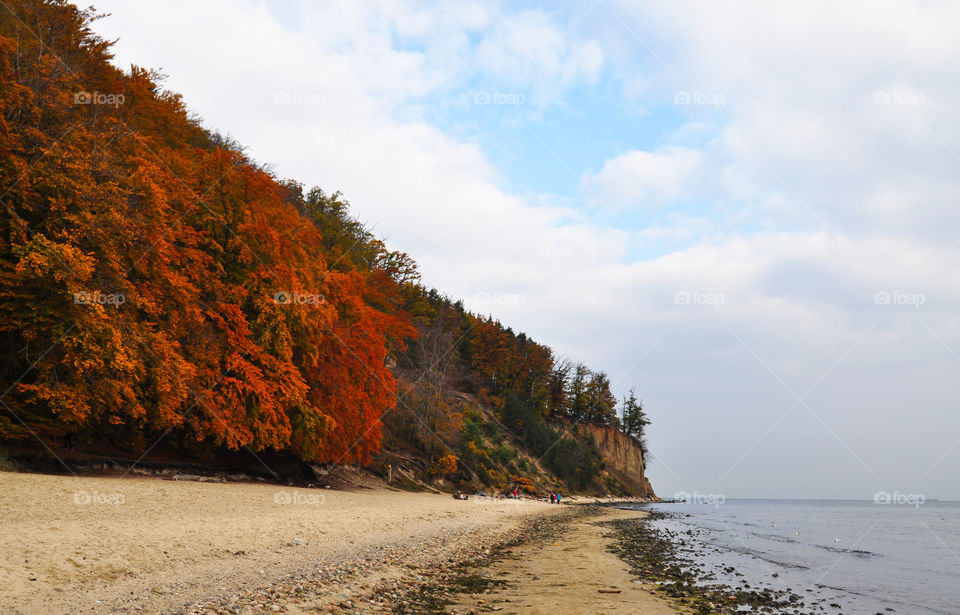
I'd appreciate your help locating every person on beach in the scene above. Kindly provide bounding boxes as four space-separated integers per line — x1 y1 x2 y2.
550 493 556 504
557 493 562 505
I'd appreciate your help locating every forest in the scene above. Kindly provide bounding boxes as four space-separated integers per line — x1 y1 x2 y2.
0 0 649 493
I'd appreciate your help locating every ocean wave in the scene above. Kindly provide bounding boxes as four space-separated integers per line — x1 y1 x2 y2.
749 531 799 543
723 545 810 569
818 545 881 558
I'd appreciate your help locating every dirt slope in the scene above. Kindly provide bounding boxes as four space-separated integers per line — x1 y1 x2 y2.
583 424 657 497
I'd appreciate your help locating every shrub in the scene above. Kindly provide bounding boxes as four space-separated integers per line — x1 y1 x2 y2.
430 453 459 476
491 445 516 465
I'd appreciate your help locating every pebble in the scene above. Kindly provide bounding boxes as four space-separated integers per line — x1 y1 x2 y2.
147 519 536 615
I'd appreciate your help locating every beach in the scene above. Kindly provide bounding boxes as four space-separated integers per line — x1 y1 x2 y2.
0 472 553 614
0 472 669 614
439 507 678 614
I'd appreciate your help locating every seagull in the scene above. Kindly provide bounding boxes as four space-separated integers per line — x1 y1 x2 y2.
771 522 777 528
834 538 841 543
794 528 800 536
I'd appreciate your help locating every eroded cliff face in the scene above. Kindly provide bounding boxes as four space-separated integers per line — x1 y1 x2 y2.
582 424 657 497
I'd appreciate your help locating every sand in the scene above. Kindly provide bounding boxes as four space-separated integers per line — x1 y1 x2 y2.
445 507 679 614
0 472 561 614
0 472 671 614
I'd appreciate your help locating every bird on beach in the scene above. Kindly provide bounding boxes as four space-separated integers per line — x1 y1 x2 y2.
794 528 800 536
834 538 841 543
770 522 777 528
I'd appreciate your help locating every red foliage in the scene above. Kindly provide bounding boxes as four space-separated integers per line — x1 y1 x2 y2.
0 1 415 464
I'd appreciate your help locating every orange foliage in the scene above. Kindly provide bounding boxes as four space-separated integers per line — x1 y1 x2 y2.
513 476 536 494
430 453 458 476
0 1 415 463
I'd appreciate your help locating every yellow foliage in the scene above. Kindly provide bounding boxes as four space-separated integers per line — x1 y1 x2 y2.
430 453 458 476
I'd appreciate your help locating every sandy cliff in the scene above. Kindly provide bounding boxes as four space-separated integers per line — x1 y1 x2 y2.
582 424 657 497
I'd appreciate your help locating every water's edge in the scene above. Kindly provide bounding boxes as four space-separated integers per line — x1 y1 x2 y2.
610 500 960 615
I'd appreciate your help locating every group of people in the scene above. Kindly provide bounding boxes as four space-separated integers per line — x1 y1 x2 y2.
549 492 563 504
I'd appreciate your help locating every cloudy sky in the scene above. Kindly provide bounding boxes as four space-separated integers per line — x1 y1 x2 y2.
88 0 960 500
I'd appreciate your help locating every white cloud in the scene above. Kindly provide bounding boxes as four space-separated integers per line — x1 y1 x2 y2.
579 146 703 209
88 0 623 328
605 0 960 239
473 10 604 102
595 0 960 496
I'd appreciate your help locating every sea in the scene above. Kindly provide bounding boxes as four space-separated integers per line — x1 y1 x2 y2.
620 499 960 615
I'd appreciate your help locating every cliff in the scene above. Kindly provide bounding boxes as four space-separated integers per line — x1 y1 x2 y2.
582 424 657 498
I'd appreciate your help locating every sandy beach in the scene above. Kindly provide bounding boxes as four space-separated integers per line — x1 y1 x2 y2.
1 472 562 614
0 472 672 614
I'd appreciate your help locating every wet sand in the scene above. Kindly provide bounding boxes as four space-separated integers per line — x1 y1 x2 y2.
444 507 681 614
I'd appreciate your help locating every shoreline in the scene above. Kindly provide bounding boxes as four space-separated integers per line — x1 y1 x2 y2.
397 505 681 614
606 505 844 615
0 472 657 614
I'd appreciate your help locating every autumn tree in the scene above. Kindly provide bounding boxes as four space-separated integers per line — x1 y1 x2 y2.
0 0 414 464
388 299 466 453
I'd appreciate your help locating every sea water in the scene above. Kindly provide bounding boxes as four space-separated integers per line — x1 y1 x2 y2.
621 499 960 614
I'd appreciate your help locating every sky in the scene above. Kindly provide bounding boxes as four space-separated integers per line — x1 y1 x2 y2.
86 0 960 500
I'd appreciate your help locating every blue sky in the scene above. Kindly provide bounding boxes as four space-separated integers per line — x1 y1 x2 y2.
89 0 960 502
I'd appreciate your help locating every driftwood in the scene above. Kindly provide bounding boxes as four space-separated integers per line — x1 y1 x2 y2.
168 473 226 483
